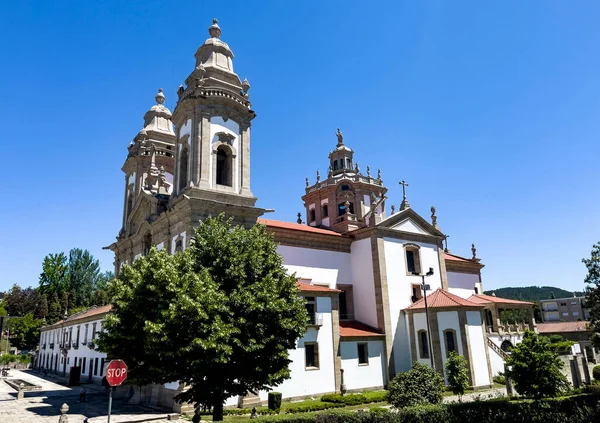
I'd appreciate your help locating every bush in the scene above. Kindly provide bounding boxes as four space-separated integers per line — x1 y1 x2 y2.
445 351 470 399
321 393 367 405
593 365 600 381
284 402 345 414
387 362 444 408
269 392 283 411
493 375 506 385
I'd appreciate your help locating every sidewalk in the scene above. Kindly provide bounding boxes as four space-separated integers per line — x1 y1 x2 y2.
0 369 173 423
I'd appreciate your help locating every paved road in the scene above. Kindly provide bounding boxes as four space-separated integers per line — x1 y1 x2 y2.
0 369 171 423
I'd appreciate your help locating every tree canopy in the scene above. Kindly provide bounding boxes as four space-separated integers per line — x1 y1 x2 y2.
98 215 308 421
583 242 600 348
505 330 569 398
445 351 470 400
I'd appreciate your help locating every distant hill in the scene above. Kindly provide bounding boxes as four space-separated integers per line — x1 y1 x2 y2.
484 286 585 302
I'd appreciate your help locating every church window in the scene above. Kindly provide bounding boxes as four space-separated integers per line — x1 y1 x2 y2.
179 148 189 191
341 185 350 191
404 245 422 275
322 204 328 218
358 343 369 365
337 202 354 216
474 287 479 294
444 329 457 358
305 342 319 369
500 340 513 352
346 158 352 169
126 191 133 217
309 209 316 222
411 284 423 303
333 160 339 171
143 233 152 256
418 330 429 359
305 297 316 324
216 147 233 186
175 239 183 252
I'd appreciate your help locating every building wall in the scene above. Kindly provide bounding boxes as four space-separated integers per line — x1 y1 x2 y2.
350 238 377 328
278 245 352 288
383 237 443 373
447 272 479 299
540 297 587 322
340 340 385 391
466 311 491 387
487 333 525 375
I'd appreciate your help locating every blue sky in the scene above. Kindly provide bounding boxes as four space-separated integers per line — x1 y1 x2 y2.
1 1 599 293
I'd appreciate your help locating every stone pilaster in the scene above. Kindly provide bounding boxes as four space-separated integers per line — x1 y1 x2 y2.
331 296 342 392
199 112 211 188
407 313 417 363
458 310 475 386
429 312 444 373
437 242 449 290
240 122 251 196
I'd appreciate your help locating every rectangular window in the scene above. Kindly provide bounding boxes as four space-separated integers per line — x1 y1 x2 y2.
358 343 369 365
560 302 567 306
573 311 579 316
81 358 86 374
445 331 456 357
100 358 106 376
562 312 569 316
92 323 97 341
571 301 577 305
406 250 416 273
305 343 319 369
305 297 316 325
309 209 316 222
322 204 328 218
411 284 423 303
94 357 99 376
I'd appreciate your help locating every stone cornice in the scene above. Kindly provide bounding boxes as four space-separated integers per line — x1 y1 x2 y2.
266 227 352 253
349 226 443 246
445 260 485 273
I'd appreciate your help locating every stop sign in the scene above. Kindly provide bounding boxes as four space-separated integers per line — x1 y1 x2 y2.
105 359 128 386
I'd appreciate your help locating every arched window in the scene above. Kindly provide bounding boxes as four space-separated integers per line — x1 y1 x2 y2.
143 233 152 256
126 191 133 217
346 158 352 169
216 147 232 186
322 204 328 218
404 244 422 275
500 340 513 352
309 209 316 222
444 329 457 358
178 148 189 192
333 160 339 171
338 202 354 216
418 330 429 359
175 239 183 252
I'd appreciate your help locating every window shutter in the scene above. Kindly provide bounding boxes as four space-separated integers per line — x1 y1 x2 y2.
314 343 319 368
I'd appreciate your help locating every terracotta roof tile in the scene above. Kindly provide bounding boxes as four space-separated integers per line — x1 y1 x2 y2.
258 218 342 236
468 294 533 306
42 305 112 330
537 321 590 334
444 253 473 262
340 321 384 338
405 289 482 310
296 282 340 293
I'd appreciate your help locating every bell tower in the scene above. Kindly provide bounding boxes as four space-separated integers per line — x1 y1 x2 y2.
170 19 264 226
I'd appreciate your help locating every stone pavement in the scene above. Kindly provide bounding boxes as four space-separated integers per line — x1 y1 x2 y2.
0 369 172 423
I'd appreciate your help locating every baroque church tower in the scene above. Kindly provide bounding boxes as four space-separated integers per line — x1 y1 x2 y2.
108 20 266 273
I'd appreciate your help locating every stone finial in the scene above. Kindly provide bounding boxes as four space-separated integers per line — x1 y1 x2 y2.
471 243 477 260
59 403 69 423
336 128 344 146
155 88 165 105
391 204 396 215
177 85 185 98
242 78 250 97
399 180 410 211
297 213 303 224
63 309 68 321
444 234 450 253
377 168 381 180
344 199 351 212
209 18 221 38
316 170 320 183
491 292 496 297
431 206 439 230
355 162 360 173
305 177 309 188
366 166 371 177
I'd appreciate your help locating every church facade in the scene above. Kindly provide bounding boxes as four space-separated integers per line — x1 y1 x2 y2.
102 19 535 406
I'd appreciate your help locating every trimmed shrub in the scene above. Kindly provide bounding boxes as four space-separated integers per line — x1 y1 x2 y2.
284 402 345 414
321 393 367 405
593 364 600 381
492 375 506 385
269 392 283 411
387 362 444 408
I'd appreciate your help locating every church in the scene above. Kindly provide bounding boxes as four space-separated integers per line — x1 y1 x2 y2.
102 19 536 406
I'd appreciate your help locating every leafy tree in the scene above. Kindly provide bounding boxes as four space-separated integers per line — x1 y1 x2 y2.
98 215 308 421
9 313 42 350
47 292 62 322
583 242 600 349
67 248 101 307
35 295 48 319
505 330 569 398
4 285 40 317
387 362 444 408
39 253 68 295
445 351 470 400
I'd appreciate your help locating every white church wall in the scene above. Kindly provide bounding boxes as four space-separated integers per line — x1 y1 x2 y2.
466 311 491 387
209 116 240 191
437 311 463 368
258 296 336 401
340 340 385 390
447 272 479 299
278 245 351 288
350 238 377 328
412 312 430 366
383 238 443 373
488 333 524 376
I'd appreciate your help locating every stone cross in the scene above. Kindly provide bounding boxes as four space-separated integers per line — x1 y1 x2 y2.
444 235 450 253
399 180 409 199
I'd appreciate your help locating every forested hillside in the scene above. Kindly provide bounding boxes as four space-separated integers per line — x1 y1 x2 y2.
484 286 585 301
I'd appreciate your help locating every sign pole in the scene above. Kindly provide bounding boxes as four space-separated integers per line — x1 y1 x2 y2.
107 386 113 423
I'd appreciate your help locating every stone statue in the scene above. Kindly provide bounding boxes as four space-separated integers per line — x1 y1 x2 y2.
366 165 371 177
377 168 381 179
391 204 396 215
305 177 309 188
297 213 303 224
355 162 360 173
336 128 343 145
316 170 320 183
430 206 438 229
471 243 477 260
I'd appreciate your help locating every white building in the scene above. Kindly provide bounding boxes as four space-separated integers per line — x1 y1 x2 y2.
39 18 537 410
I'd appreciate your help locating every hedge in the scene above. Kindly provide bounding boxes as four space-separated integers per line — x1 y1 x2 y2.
239 393 600 423
593 364 600 381
321 391 387 405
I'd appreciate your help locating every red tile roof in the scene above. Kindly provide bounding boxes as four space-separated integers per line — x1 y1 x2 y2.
257 218 343 236
405 289 482 310
42 305 112 330
340 321 385 338
537 321 590 334
444 253 473 262
468 294 533 306
296 282 340 293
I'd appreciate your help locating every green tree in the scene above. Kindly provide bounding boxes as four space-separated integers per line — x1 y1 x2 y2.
387 362 444 408
67 248 101 307
505 330 569 398
445 351 470 401
98 215 308 421
35 295 48 319
39 253 68 295
9 313 42 350
583 242 600 348
47 292 62 322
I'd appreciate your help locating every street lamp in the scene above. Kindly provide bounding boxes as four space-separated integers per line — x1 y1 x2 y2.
413 267 435 369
